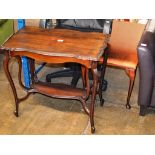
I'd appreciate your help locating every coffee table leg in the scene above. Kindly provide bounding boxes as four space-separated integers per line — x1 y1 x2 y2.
90 62 98 133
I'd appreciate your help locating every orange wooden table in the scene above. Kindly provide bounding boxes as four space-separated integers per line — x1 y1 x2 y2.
1 27 108 133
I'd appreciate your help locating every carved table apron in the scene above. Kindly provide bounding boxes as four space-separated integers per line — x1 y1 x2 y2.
1 27 108 133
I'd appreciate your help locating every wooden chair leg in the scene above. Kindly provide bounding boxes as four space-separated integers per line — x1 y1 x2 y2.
125 68 136 109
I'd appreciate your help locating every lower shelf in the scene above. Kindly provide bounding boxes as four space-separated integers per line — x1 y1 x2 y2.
30 81 87 100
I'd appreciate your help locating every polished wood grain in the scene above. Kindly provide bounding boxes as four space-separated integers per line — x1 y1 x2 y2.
2 27 108 61
31 81 86 99
1 26 108 133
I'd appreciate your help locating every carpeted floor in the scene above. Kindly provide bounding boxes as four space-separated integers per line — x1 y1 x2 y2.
0 54 155 134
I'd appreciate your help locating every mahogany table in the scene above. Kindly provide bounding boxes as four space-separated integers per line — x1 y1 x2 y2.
1 27 108 133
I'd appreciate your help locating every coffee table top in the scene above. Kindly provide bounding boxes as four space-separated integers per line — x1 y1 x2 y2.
1 27 108 61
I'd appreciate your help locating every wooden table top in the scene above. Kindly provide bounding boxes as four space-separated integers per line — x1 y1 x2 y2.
1 27 108 61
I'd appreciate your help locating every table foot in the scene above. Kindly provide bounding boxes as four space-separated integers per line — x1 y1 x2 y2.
126 103 131 109
91 126 95 133
14 110 19 117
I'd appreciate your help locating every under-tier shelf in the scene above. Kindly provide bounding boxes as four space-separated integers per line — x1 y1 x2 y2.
30 81 87 100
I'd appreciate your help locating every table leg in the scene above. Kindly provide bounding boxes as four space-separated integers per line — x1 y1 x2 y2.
29 58 38 85
3 52 19 116
3 52 32 117
90 62 98 133
15 56 29 90
79 66 90 115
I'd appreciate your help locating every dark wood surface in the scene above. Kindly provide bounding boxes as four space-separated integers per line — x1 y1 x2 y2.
32 81 87 99
1 26 108 133
2 27 108 61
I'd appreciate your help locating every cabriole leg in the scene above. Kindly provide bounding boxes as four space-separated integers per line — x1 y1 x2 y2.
90 62 98 133
3 52 19 117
